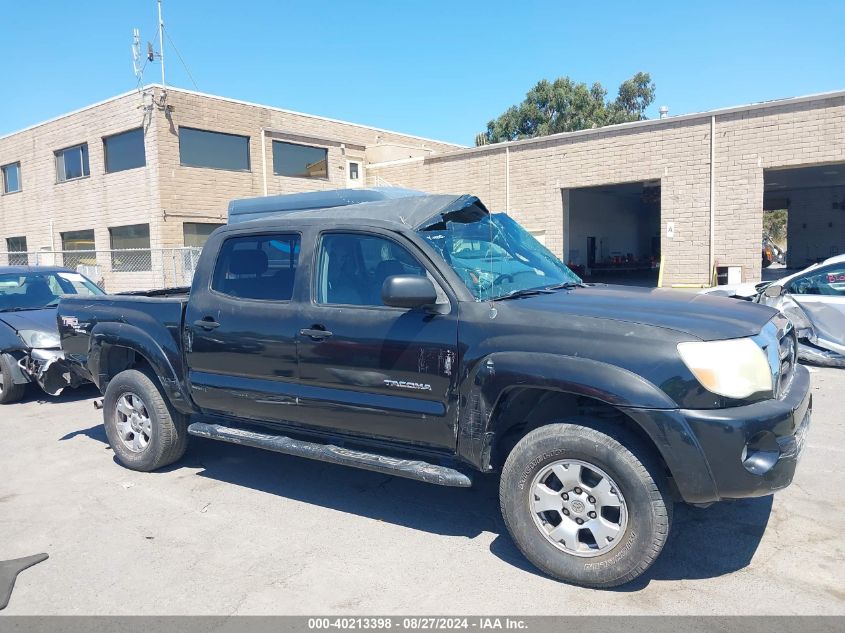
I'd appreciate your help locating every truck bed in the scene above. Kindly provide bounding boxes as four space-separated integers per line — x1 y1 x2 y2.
57 292 190 393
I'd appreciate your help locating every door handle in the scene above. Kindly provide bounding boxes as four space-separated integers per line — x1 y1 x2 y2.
194 317 220 330
300 327 333 340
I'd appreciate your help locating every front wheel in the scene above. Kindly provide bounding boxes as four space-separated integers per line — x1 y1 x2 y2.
103 368 188 471
499 422 672 588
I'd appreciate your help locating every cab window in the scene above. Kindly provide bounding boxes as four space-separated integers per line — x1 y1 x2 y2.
212 234 301 301
316 233 427 306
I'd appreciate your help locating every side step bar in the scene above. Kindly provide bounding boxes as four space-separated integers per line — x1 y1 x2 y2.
187 422 473 488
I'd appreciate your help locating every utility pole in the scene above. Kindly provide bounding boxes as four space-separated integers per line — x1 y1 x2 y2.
157 0 166 89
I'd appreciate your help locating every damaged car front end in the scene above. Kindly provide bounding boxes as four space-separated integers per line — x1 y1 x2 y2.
702 255 845 368
0 267 104 404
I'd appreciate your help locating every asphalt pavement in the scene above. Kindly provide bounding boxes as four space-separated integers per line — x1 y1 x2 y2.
1 367 843 615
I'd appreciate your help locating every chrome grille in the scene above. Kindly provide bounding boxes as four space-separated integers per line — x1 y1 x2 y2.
775 323 798 397
773 316 797 398
756 314 797 399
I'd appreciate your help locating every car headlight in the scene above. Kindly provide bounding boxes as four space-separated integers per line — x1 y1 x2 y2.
677 338 772 399
18 329 61 349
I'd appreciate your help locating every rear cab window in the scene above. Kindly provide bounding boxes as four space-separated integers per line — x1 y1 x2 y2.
212 234 301 301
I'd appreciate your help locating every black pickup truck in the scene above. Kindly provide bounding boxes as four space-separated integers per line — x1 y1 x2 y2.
58 189 811 587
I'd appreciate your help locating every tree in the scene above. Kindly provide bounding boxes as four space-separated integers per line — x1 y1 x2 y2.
478 72 656 145
763 209 788 247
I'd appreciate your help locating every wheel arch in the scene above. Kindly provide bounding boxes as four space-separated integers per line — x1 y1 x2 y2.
88 323 194 415
456 352 718 503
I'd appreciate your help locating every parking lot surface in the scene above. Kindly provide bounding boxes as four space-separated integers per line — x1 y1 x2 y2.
1 367 844 615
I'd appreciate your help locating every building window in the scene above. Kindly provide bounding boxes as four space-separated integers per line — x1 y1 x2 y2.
55 143 90 182
179 127 250 171
6 236 28 265
104 128 146 173
212 234 301 301
273 141 328 179
349 162 360 180
61 229 96 270
2 162 21 194
183 222 224 248
109 224 152 272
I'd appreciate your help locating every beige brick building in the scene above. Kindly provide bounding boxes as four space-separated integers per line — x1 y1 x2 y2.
0 86 461 290
368 90 845 286
1 85 843 290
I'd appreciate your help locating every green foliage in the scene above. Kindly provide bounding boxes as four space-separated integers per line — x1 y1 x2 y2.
764 209 788 247
478 72 656 145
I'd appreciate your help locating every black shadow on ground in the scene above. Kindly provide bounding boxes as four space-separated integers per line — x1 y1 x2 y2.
489 495 773 589
19 383 100 406
182 436 772 585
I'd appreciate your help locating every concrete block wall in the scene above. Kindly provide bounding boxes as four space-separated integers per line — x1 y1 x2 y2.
370 94 845 286
1 86 463 258
370 119 713 285
0 92 161 254
153 88 462 247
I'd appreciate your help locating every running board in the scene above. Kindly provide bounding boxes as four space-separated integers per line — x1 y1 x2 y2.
187 422 473 487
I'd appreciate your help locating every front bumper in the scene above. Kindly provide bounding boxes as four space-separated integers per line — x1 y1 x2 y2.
17 348 81 396
679 363 812 501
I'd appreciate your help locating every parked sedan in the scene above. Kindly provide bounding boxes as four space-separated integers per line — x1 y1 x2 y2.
704 254 845 367
0 266 104 403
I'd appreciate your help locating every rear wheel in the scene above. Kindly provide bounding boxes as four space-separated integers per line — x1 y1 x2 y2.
500 422 672 588
103 368 188 471
0 354 26 404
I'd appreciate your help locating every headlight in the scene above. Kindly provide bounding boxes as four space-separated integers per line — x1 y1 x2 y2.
677 338 772 399
18 329 61 349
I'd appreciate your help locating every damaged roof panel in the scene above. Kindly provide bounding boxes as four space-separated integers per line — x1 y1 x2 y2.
227 188 489 230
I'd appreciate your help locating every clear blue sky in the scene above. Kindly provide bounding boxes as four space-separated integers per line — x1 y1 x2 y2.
2 0 843 145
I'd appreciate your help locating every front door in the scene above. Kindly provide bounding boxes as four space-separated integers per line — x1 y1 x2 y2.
295 230 459 450
346 159 363 188
184 231 303 422
785 261 845 356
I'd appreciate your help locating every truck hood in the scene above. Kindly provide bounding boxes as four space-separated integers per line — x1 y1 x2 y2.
509 285 777 341
0 308 58 340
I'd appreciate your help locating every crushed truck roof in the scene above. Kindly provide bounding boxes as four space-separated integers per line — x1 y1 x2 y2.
226 188 489 230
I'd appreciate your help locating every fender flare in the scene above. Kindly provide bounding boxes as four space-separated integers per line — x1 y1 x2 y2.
87 322 194 415
455 352 716 501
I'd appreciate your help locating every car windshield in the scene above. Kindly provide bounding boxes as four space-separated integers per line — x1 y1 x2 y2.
418 209 582 300
0 271 104 311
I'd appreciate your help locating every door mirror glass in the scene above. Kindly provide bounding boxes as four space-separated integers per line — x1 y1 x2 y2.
382 275 437 309
764 284 784 298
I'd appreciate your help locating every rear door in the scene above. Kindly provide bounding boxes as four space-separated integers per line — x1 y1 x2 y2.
184 231 304 421
293 229 459 450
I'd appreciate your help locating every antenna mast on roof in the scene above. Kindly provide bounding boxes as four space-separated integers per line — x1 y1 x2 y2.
156 0 166 90
131 28 143 82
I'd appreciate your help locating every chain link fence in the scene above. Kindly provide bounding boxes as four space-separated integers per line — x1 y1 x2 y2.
0 248 203 293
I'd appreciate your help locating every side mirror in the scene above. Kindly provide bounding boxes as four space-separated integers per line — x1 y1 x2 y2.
764 284 784 298
382 275 437 309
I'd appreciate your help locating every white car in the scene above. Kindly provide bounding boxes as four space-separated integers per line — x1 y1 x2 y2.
703 254 845 367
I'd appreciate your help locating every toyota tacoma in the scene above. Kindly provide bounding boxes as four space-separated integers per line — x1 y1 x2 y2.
57 189 811 587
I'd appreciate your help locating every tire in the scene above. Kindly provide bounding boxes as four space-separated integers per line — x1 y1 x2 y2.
499 422 672 588
103 368 189 471
0 354 27 404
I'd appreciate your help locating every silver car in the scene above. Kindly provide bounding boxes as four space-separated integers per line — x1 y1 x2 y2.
758 255 845 367
703 254 845 367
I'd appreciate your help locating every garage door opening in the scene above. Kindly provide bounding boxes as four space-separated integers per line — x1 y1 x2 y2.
564 181 661 286
764 164 845 273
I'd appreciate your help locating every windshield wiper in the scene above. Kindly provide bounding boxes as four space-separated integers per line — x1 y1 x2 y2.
492 288 554 301
545 281 588 291
0 307 46 312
